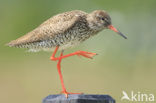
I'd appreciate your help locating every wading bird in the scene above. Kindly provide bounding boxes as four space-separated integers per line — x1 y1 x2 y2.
7 10 127 97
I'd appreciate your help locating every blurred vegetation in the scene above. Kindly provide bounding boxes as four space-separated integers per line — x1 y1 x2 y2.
0 0 156 103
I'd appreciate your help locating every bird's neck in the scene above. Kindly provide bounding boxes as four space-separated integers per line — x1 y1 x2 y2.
86 15 104 32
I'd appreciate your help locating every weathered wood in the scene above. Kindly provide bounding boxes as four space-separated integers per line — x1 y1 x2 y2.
43 94 115 103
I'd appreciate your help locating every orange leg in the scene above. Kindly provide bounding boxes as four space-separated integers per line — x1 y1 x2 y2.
51 46 97 61
50 46 97 98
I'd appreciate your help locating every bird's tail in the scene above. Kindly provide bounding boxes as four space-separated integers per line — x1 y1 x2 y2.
6 40 19 47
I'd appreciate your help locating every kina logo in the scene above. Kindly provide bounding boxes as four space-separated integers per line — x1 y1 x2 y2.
121 91 154 102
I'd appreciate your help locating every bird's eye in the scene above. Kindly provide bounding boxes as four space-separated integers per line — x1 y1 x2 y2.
101 18 105 21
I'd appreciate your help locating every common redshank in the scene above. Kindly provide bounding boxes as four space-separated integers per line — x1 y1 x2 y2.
7 10 127 97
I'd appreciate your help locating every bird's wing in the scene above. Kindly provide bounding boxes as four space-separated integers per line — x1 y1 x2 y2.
8 10 87 47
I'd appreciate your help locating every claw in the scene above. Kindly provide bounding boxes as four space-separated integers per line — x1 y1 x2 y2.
76 51 97 59
61 90 83 98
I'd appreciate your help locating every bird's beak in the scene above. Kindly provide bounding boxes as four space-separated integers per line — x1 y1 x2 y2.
108 25 127 39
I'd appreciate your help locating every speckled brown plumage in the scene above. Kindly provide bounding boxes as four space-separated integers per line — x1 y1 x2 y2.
7 10 126 52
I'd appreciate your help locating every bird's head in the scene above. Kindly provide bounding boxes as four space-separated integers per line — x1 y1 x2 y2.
88 10 127 39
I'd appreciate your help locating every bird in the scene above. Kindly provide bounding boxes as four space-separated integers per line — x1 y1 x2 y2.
7 10 127 98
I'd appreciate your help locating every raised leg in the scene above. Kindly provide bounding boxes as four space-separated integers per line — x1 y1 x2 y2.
50 46 97 98
50 46 97 61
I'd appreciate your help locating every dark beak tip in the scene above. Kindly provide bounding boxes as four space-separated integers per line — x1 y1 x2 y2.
117 31 127 39
122 35 128 39
124 37 128 40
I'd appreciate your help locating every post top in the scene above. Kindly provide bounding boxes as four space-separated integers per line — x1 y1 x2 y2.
43 94 115 103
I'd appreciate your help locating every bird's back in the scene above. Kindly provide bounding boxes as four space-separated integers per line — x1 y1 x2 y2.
7 10 89 51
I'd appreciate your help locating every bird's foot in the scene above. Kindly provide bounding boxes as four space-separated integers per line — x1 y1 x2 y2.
76 51 97 59
61 90 83 98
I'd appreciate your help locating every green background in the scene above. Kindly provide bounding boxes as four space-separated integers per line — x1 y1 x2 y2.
0 0 156 103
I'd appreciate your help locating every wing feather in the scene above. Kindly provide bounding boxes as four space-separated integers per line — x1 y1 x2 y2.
7 10 87 47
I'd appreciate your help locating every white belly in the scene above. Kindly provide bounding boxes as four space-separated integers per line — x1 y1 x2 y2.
28 41 80 52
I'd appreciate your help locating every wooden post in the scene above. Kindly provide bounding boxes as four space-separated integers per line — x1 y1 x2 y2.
43 94 115 103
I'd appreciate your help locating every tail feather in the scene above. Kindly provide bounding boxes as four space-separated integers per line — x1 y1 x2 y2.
6 40 27 48
7 40 19 47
